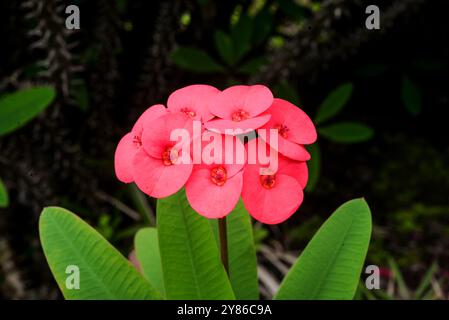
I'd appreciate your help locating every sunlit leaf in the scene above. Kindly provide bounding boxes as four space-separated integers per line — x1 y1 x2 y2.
135 228 165 296
275 198 372 300
315 83 353 125
39 207 160 299
318 122 374 144
0 86 56 136
170 47 225 73
157 189 235 299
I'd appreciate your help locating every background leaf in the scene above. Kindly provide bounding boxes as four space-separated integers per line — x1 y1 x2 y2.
237 56 267 75
315 83 353 125
0 86 56 136
318 122 374 144
401 75 422 115
209 200 259 299
231 15 253 61
305 143 321 192
39 207 160 299
252 8 273 45
275 198 372 299
157 189 235 300
214 30 234 66
414 262 438 299
274 81 299 104
278 0 311 20
71 79 89 111
170 47 224 73
135 228 165 296
0 178 9 208
388 257 411 299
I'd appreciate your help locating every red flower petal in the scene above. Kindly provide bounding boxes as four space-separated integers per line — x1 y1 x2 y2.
259 131 310 161
141 113 194 159
167 84 219 122
191 131 246 177
277 156 308 188
261 98 317 145
242 164 303 224
209 85 273 119
245 138 308 186
132 148 193 198
204 114 271 134
132 104 168 136
186 169 243 218
114 132 138 183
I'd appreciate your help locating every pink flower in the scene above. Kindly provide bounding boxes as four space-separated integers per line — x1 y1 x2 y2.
114 84 317 225
259 98 316 161
132 112 194 198
205 85 273 134
185 131 245 218
241 138 308 224
114 104 167 183
167 84 219 122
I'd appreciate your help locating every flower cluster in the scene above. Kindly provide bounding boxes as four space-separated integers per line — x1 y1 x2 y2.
114 84 316 224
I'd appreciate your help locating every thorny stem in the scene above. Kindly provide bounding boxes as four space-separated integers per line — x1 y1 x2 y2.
218 217 229 275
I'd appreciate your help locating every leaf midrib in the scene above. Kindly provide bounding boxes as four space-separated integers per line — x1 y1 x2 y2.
175 193 203 299
46 212 116 299
309 215 356 298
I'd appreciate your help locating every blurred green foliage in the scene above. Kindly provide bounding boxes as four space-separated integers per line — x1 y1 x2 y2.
0 86 56 136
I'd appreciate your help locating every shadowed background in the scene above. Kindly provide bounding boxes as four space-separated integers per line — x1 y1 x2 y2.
0 0 448 299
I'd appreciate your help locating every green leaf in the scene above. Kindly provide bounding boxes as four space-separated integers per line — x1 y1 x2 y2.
170 47 225 73
0 178 9 208
401 76 422 115
318 122 374 144
278 0 311 20
237 56 267 75
0 86 56 136
253 8 273 46
414 262 438 299
388 257 411 299
305 143 320 192
214 30 234 66
134 228 165 296
39 207 160 299
273 81 299 104
157 189 235 299
231 15 253 61
71 79 89 111
128 183 155 225
315 83 353 125
209 200 259 299
275 198 372 300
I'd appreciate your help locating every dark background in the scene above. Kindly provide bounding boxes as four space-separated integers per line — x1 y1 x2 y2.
0 0 448 299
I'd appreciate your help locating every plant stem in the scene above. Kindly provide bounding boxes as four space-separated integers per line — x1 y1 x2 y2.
218 216 229 275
